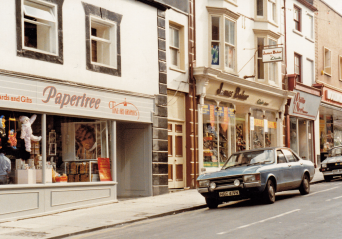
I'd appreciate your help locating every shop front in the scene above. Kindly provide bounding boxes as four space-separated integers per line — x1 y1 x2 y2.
0 72 154 221
195 67 293 173
286 77 321 166
314 84 342 163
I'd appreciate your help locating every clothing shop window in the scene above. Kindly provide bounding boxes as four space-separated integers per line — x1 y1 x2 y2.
169 26 180 68
202 100 235 168
324 47 332 76
294 53 302 82
257 37 265 80
23 0 57 54
268 39 277 82
91 18 117 68
251 109 265 149
257 0 264 16
294 5 301 31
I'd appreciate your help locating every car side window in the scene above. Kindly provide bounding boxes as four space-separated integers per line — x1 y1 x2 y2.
277 150 287 164
282 149 299 162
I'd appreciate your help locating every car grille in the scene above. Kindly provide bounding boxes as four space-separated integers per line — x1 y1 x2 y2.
211 177 243 188
327 163 342 170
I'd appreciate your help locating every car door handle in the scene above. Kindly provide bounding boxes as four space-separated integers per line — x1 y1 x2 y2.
288 165 292 167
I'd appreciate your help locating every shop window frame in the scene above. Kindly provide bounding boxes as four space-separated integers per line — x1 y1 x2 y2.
16 0 64 64
82 2 122 77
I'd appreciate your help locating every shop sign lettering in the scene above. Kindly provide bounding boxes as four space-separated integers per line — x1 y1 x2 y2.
108 99 140 120
262 47 283 63
42 86 101 109
216 83 249 100
256 99 269 106
0 94 32 103
293 92 308 114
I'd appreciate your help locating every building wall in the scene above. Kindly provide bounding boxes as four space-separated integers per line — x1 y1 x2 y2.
314 0 342 88
0 0 159 96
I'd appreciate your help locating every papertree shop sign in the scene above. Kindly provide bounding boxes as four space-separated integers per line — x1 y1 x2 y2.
262 47 283 63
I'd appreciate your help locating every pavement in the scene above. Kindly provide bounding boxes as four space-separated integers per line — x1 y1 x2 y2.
0 168 324 239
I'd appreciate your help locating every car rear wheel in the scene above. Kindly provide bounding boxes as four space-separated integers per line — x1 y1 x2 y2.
299 174 310 195
324 175 333 182
205 198 219 209
262 179 275 204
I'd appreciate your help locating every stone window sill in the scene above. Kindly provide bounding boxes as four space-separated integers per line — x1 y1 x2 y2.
293 29 303 37
169 67 186 74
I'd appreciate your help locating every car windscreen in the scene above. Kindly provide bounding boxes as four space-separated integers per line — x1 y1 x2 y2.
222 150 274 169
329 147 342 157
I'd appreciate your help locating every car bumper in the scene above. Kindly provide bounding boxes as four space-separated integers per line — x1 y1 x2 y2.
322 169 342 176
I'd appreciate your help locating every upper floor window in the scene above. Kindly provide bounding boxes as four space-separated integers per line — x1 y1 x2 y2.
82 2 122 76
324 47 332 76
269 0 276 22
307 14 313 39
224 19 235 70
257 0 263 16
211 16 220 65
294 53 302 82
169 25 180 68
16 0 64 64
90 18 116 68
294 6 301 31
257 38 265 80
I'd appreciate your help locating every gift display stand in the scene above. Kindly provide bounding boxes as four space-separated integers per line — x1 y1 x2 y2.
15 169 36 184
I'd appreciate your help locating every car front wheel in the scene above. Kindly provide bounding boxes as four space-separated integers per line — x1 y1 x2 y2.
299 174 310 195
262 179 276 204
205 198 219 209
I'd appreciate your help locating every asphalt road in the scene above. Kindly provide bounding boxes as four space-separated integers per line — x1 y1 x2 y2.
70 179 342 239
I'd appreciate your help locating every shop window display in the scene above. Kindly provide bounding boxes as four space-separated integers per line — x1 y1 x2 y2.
202 101 235 167
265 111 277 148
0 111 42 185
235 114 246 152
251 109 264 149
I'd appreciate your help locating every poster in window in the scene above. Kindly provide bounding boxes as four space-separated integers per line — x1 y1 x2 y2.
75 123 101 160
211 44 219 65
98 158 112 181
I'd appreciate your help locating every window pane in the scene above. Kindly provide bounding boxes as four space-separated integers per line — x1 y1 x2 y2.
211 42 220 65
93 41 110 65
277 150 287 164
290 117 298 153
258 59 264 79
225 19 235 45
24 3 55 22
257 38 264 57
212 17 220 41
92 21 110 40
272 2 276 21
170 48 178 66
225 45 234 69
173 29 179 48
24 21 37 49
269 39 276 46
269 62 276 82
91 40 97 62
257 0 263 16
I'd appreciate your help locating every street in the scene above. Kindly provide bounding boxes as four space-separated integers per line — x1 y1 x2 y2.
70 179 342 239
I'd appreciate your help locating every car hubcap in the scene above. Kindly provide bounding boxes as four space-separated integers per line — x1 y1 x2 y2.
269 185 275 199
304 178 309 190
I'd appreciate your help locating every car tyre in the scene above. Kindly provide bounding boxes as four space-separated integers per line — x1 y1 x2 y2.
299 174 310 195
324 175 333 182
205 198 218 209
262 179 276 204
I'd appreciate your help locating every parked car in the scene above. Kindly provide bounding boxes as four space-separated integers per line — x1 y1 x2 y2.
320 146 342 181
197 147 315 209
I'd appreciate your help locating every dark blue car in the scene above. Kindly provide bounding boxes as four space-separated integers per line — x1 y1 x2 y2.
197 147 315 209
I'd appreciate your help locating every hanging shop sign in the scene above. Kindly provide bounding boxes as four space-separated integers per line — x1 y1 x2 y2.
0 74 153 123
262 47 283 63
216 83 249 100
289 90 321 120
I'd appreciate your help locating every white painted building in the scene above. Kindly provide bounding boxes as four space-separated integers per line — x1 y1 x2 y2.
194 0 293 173
0 0 169 221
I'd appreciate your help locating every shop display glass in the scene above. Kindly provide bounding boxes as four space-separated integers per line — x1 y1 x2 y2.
202 100 235 168
265 111 277 148
0 111 42 185
251 109 264 149
290 117 298 153
319 115 334 152
298 119 308 159
235 114 246 152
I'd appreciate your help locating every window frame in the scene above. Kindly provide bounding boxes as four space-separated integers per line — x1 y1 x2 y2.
269 0 277 23
294 53 302 82
257 37 265 80
306 13 314 40
16 0 64 64
339 55 342 81
294 5 301 32
169 24 181 69
256 0 264 17
82 2 122 76
324 47 332 77
90 16 117 69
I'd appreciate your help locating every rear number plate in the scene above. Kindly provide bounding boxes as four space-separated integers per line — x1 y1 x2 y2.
333 169 342 174
219 190 240 197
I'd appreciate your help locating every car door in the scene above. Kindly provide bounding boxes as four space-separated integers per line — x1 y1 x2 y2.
276 150 292 191
282 149 302 189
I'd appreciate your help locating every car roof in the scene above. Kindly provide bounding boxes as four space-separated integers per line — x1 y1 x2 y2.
231 147 291 154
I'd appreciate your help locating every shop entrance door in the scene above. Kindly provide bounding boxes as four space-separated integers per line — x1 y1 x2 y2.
168 122 185 188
